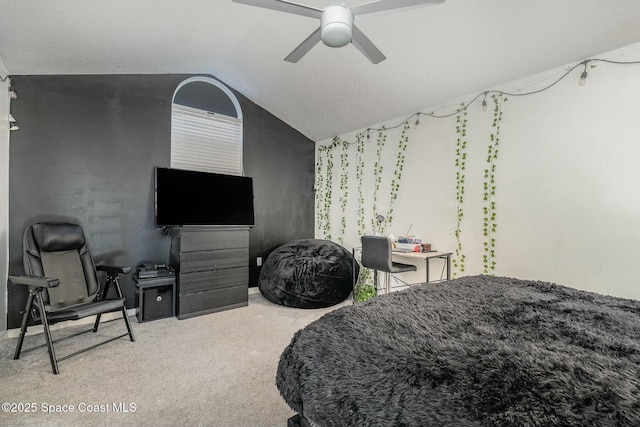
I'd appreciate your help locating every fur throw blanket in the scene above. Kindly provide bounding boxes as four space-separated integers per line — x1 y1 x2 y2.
276 275 640 426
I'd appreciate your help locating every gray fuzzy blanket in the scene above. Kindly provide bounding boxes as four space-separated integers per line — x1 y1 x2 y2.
276 275 640 426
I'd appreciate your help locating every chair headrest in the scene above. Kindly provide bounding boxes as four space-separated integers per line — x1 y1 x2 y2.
32 222 86 252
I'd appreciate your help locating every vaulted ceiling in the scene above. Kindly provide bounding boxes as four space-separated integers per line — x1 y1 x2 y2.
1 0 640 141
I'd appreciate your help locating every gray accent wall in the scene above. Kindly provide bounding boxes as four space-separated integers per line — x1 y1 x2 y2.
1 77 9 335
7 74 315 329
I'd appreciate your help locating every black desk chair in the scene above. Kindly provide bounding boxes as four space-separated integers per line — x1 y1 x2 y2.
10 222 135 374
361 236 417 294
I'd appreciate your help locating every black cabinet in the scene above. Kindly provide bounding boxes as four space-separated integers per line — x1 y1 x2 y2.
170 227 249 319
134 276 176 322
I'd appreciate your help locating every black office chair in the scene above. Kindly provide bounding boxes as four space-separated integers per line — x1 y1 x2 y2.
10 222 135 374
361 235 417 294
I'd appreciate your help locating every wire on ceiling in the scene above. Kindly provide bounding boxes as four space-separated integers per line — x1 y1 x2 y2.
351 57 640 141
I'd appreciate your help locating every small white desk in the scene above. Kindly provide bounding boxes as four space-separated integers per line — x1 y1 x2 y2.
392 250 452 283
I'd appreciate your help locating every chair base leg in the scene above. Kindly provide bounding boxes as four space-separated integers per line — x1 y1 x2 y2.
14 291 59 374
94 305 134 342
122 307 135 342
92 313 102 332
35 292 59 374
16 304 134 375
14 292 34 360
374 271 392 295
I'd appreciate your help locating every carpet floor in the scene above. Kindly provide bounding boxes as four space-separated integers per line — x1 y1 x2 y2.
0 290 350 427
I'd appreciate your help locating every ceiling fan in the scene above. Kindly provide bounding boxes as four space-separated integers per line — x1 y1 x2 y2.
233 0 445 64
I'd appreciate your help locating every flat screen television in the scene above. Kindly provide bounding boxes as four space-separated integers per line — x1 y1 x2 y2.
155 167 255 227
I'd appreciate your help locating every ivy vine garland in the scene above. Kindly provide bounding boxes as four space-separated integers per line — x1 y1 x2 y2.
315 148 325 235
323 145 333 240
482 95 507 274
384 122 410 232
313 56 633 284
317 98 508 285
370 127 387 233
315 125 412 302
354 132 374 301
316 141 337 241
356 132 366 236
316 126 410 243
338 138 349 244
453 104 468 278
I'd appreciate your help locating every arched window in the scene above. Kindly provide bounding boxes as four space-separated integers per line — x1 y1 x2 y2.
171 77 243 175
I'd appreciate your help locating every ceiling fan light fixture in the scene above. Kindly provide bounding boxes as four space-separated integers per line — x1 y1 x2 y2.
321 5 353 47
234 0 446 63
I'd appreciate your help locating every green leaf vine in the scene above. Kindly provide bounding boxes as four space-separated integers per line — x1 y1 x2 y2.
353 282 376 302
370 127 387 233
453 104 468 277
315 125 412 302
353 132 374 300
316 124 412 244
316 142 336 240
315 147 325 234
338 138 350 244
384 122 410 232
356 132 366 236
482 95 507 274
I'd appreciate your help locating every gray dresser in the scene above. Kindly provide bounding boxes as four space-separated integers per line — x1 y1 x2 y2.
169 227 249 319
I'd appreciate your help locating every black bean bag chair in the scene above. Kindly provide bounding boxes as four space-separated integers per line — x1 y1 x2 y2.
259 239 358 308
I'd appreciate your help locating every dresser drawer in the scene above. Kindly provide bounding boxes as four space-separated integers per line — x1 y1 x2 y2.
178 248 248 273
178 267 249 294
177 285 248 319
178 228 249 252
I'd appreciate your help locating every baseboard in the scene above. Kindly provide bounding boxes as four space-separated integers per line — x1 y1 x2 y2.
5 288 258 339
5 308 137 339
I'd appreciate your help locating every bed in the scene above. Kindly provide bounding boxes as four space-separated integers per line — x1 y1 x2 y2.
276 275 640 426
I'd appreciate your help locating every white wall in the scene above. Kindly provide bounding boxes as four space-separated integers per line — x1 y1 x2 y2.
316 42 640 300
0 56 10 334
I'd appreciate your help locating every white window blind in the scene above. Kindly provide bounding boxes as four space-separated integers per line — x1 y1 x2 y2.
171 104 243 175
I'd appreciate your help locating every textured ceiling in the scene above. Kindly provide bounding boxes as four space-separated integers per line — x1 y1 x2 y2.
1 0 640 141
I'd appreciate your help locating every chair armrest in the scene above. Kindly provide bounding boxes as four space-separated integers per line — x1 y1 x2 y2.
96 265 132 275
96 265 131 300
9 275 60 288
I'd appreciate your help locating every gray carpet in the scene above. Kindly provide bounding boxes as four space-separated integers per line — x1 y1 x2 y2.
0 290 349 427
277 275 640 426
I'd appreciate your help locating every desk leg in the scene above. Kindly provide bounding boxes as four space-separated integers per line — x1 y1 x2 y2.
425 259 430 284
446 254 451 281
352 249 356 296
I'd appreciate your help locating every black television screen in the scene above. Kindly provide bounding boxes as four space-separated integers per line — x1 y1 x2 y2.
155 167 255 227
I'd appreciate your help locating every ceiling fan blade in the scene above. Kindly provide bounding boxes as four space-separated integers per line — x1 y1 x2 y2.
232 0 322 19
351 24 386 64
284 27 322 63
351 0 444 16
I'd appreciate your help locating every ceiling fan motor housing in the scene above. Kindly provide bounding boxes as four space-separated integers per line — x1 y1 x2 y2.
321 5 354 47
